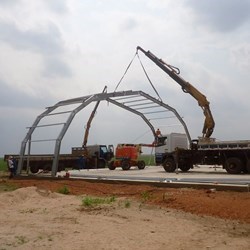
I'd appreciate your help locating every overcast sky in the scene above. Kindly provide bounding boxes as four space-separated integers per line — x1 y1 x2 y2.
1 0 250 157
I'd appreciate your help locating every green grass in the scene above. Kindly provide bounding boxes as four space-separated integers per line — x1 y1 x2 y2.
0 158 7 171
82 196 116 207
57 186 70 195
0 183 19 192
15 235 29 245
124 199 131 208
141 191 153 202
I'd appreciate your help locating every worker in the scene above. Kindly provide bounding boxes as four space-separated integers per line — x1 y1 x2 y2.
78 154 86 169
156 128 162 137
7 156 15 179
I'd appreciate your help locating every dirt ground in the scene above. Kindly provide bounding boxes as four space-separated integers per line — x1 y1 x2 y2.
0 177 250 249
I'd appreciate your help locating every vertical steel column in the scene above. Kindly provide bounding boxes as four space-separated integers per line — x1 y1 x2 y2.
51 97 95 177
26 135 31 174
17 106 57 175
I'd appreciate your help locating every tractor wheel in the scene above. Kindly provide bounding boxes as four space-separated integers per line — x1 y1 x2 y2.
163 158 176 172
121 160 131 171
225 157 243 174
108 161 116 170
137 160 146 170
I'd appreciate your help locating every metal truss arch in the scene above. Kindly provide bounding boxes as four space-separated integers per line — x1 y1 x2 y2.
17 90 191 176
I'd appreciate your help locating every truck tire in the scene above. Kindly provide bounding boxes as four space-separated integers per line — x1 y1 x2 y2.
108 161 116 170
225 157 243 174
30 165 39 174
98 159 106 168
179 163 191 172
121 160 131 171
163 158 176 172
137 160 146 170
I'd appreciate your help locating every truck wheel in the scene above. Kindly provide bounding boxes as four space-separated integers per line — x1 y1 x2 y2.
225 157 243 174
138 160 146 170
108 161 116 170
98 159 106 168
30 165 39 174
163 158 176 172
179 163 191 172
121 160 131 171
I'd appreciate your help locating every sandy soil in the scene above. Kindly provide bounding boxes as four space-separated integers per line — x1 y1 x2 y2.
0 178 249 249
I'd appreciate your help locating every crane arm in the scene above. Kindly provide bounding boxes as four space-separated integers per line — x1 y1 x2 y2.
137 46 215 139
82 86 107 148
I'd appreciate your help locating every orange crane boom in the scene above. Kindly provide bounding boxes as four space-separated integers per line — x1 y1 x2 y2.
82 86 107 148
137 46 215 139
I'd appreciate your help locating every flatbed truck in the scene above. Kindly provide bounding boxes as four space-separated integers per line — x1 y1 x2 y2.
137 46 250 174
4 144 113 174
155 133 250 174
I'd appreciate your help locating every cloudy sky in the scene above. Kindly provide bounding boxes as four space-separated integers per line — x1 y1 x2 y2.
1 0 250 157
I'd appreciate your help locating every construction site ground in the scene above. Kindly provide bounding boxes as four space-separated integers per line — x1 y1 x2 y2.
63 165 250 187
0 167 250 249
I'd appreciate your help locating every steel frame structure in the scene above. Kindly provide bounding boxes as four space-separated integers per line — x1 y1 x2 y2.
17 90 191 177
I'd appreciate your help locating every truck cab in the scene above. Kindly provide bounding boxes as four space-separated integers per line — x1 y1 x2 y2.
155 133 188 165
72 144 114 168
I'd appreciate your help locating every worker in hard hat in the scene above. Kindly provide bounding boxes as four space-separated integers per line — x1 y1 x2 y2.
153 128 162 146
156 128 162 137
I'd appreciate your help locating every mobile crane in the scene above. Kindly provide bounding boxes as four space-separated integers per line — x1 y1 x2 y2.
73 85 114 169
137 46 215 140
82 86 107 148
137 46 250 174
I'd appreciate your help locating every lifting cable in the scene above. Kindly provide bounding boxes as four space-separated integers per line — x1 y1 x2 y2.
114 52 137 92
114 51 163 103
136 52 162 102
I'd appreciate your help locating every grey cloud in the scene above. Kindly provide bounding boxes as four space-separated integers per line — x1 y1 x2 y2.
186 0 250 32
42 56 72 78
231 43 250 70
0 0 19 7
0 0 69 13
0 21 64 55
121 18 138 31
0 20 72 78
0 78 53 108
44 0 69 14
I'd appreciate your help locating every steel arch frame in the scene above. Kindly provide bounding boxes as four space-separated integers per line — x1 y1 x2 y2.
17 90 191 176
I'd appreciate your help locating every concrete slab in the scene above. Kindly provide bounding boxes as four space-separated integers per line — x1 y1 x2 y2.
59 165 250 186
